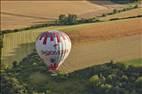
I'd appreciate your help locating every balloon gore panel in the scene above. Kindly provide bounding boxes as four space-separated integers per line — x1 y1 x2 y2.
35 30 71 71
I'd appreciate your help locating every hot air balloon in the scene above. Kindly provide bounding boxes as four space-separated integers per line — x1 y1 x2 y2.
35 30 71 72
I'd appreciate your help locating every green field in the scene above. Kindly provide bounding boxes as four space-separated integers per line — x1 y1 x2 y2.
123 58 142 66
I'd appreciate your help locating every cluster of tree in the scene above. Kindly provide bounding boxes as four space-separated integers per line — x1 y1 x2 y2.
1 14 78 34
88 63 142 94
1 74 27 94
58 14 78 25
1 50 142 94
1 51 49 94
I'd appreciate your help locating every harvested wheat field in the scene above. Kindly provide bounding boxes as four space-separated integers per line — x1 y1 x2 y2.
1 1 107 30
1 0 132 30
2 18 142 71
60 34 142 73
66 18 142 42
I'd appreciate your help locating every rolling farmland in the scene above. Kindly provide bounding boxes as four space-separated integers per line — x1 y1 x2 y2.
1 1 107 30
1 0 142 72
2 18 142 71
61 34 142 72
1 0 133 30
1 1 142 94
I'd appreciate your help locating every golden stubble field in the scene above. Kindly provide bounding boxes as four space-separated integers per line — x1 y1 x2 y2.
1 1 107 30
2 18 142 72
1 0 131 30
1 0 142 72
66 18 142 42
60 34 142 73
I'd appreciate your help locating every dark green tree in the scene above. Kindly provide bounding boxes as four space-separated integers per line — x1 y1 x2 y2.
67 14 78 25
59 14 67 25
1 74 27 94
58 14 77 25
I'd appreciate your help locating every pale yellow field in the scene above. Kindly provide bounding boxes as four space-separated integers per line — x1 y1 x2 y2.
60 34 142 73
2 18 142 70
1 0 132 30
1 0 141 72
66 18 142 42
1 1 107 30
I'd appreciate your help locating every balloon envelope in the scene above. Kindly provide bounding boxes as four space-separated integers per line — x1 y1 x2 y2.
35 30 71 72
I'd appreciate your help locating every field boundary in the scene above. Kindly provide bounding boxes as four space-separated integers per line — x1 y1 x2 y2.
1 15 141 35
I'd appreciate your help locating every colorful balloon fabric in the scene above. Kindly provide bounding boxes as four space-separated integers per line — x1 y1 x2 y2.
35 30 71 72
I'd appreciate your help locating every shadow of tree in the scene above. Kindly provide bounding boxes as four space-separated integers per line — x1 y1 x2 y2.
87 0 135 5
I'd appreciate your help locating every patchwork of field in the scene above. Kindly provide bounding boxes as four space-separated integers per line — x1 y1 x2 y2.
1 1 142 93
1 1 106 30
1 0 133 30
2 18 142 71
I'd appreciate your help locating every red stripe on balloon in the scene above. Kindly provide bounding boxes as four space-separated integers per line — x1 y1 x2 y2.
43 32 49 45
48 64 58 71
39 32 49 45
54 32 60 43
49 65 51 70
54 64 58 70
43 35 48 44
50 32 54 41
50 64 53 69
